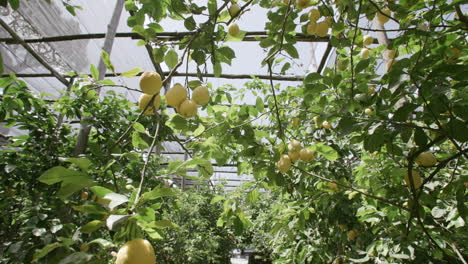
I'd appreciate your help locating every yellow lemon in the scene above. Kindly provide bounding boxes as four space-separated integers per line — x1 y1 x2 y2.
139 94 161 115
322 121 331 129
347 230 358 241
297 0 309 9
328 182 338 192
360 48 370 59
291 117 300 127
288 151 300 162
337 60 346 70
115 238 156 264
405 170 423 189
229 4 241 17
376 9 391 24
165 83 187 108
309 9 320 22
228 23 240 37
192 86 210 105
277 154 292 173
299 148 315 162
288 140 302 152
363 35 373 46
364 108 373 115
415 152 437 167
178 99 198 118
368 86 376 95
316 22 329 37
139 71 162 95
307 22 317 35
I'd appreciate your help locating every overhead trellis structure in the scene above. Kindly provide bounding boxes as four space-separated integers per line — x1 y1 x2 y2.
0 0 390 191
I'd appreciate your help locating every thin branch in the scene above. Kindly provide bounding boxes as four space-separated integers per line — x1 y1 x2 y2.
133 118 161 209
268 61 284 141
349 0 363 99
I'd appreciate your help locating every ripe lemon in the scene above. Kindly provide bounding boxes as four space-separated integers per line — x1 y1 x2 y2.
229 4 240 17
277 154 292 173
178 99 198 118
360 48 370 59
337 60 346 70
347 230 358 241
415 152 437 167
115 238 156 264
315 22 329 37
376 9 391 24
228 23 240 37
139 94 161 115
291 117 300 127
139 71 162 95
288 151 300 162
364 108 373 115
288 140 302 152
299 148 315 162
80 191 89 200
165 83 187 108
328 182 338 192
363 35 373 46
322 121 331 129
368 86 376 95
309 9 320 22
297 0 309 8
405 170 423 189
307 22 317 35
192 86 210 105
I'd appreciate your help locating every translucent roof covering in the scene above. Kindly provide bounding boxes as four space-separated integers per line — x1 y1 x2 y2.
0 0 358 190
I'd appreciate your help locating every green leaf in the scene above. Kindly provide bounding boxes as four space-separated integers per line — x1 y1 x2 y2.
57 177 94 200
256 97 264 112
283 44 299 59
121 67 142 78
153 219 179 228
133 122 146 133
65 157 92 171
213 62 222 77
446 118 468 142
101 51 115 72
165 49 178 69
184 16 196 31
104 193 129 210
81 220 104 234
90 64 99 80
8 0 19 10
88 238 114 248
208 0 217 15
193 124 205 137
210 195 226 204
73 205 108 215
311 143 339 161
32 243 63 263
132 132 149 149
90 186 114 198
37 166 86 185
140 187 178 204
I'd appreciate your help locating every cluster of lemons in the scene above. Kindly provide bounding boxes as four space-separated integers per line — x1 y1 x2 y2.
137 71 210 118
276 139 315 173
166 83 210 118
306 9 333 37
228 3 241 37
405 151 438 189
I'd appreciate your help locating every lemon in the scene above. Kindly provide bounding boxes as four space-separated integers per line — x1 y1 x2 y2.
165 83 187 108
309 9 320 22
192 86 210 105
360 48 370 59
115 238 156 264
328 182 338 192
322 121 331 129
316 22 329 37
139 71 162 95
228 23 240 37
347 230 358 241
405 170 423 189
307 22 317 35
291 117 300 127
299 148 315 162
376 9 391 24
337 60 346 71
297 0 309 9
363 35 373 46
288 140 302 152
368 86 376 95
139 94 161 115
229 4 241 17
415 152 437 167
277 154 292 173
178 99 198 118
364 108 373 115
80 191 89 200
288 151 300 162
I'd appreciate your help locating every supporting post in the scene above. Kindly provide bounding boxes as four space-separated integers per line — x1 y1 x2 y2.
73 0 126 156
